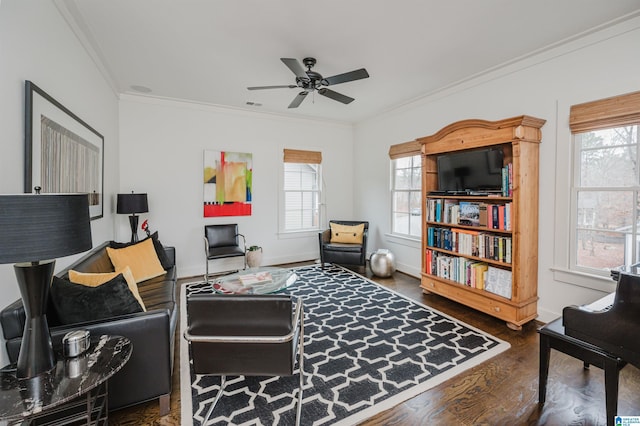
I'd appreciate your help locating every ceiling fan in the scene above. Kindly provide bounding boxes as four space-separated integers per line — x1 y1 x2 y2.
247 57 369 108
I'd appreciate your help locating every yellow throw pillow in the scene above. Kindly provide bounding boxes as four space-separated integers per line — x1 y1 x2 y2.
106 238 166 284
330 223 365 244
68 266 146 312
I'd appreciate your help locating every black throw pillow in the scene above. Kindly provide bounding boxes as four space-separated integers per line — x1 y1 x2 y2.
50 275 144 325
109 231 172 270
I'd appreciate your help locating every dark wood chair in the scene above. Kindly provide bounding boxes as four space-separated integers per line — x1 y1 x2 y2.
318 220 368 270
204 224 245 281
184 294 304 425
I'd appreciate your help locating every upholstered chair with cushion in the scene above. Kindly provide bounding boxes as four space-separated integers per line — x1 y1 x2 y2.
204 224 246 281
318 220 369 270
184 294 304 425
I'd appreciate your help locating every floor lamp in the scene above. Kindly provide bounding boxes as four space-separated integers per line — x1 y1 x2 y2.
0 193 92 379
117 192 148 243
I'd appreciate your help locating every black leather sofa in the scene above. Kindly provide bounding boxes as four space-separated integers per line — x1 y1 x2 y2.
0 241 177 415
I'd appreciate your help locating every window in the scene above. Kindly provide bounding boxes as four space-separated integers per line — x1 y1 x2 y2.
569 91 640 276
390 154 422 238
282 149 322 232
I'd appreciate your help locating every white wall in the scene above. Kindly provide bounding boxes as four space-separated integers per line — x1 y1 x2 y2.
354 17 640 322
118 96 355 278
0 2 119 365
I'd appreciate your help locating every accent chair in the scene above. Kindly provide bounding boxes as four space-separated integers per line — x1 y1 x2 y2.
204 224 246 281
184 294 304 425
318 220 369 270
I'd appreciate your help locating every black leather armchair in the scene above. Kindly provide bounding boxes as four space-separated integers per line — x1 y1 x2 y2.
204 224 246 280
318 220 369 270
184 294 304 425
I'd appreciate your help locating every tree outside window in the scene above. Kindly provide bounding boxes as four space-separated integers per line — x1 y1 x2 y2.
573 125 639 274
391 154 421 238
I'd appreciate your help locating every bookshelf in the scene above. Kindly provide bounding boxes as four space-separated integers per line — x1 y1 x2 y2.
418 116 545 330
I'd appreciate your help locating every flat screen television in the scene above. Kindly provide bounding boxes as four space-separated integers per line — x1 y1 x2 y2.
436 148 504 193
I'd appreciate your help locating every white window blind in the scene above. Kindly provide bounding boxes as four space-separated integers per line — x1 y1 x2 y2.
282 149 322 232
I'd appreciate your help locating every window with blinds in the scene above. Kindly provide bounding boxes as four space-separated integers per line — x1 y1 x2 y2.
389 141 422 238
569 91 640 276
282 149 322 232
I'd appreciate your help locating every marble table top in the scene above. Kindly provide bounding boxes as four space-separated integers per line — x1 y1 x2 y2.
0 334 131 422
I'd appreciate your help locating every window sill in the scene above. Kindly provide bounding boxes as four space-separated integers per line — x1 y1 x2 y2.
551 267 617 293
384 233 421 249
278 230 320 239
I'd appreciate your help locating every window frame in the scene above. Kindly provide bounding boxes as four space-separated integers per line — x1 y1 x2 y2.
279 149 323 236
389 152 422 240
553 90 640 291
568 127 640 277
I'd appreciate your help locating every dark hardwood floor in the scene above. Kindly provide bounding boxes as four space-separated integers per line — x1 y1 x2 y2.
110 263 640 425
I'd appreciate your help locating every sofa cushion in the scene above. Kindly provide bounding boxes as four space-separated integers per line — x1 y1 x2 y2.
330 222 365 244
110 232 173 270
68 266 146 312
106 238 166 283
50 275 144 325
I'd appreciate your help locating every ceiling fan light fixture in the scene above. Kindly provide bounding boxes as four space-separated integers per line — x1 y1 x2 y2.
248 57 369 108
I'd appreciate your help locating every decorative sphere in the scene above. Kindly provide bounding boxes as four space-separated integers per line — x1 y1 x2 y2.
369 249 396 277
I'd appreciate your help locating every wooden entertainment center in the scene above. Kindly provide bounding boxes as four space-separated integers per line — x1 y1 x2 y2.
419 116 545 330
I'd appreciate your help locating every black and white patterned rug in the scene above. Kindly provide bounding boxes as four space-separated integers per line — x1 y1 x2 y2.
180 264 510 425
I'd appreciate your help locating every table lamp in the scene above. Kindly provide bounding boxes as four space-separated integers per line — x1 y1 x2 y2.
0 193 92 379
116 192 148 243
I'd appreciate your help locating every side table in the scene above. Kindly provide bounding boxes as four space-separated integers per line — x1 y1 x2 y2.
0 335 131 425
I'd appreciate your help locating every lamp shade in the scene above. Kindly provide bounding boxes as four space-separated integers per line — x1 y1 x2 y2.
0 194 92 264
117 193 148 215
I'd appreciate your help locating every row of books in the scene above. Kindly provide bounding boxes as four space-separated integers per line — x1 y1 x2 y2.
425 249 513 298
426 200 511 230
501 163 513 197
425 249 489 289
426 226 512 263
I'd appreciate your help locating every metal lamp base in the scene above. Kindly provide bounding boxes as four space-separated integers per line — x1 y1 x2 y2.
128 214 140 243
14 260 56 379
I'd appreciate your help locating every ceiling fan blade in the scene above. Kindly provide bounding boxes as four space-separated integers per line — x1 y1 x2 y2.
322 68 369 86
318 88 354 104
288 91 308 108
247 85 297 90
281 58 308 79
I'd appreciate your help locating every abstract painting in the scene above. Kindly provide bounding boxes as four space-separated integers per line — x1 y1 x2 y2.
203 150 252 217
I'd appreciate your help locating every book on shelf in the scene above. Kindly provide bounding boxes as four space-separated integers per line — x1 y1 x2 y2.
238 271 273 286
478 203 488 227
501 162 513 197
425 248 489 289
428 226 512 264
458 201 480 226
443 199 459 224
484 266 512 298
487 203 512 230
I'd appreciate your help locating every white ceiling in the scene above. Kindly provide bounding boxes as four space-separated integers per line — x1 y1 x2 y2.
57 0 640 124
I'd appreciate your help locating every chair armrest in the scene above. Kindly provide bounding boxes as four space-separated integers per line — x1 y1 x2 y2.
4 307 173 363
163 246 176 267
319 229 331 244
0 299 26 341
236 233 246 252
